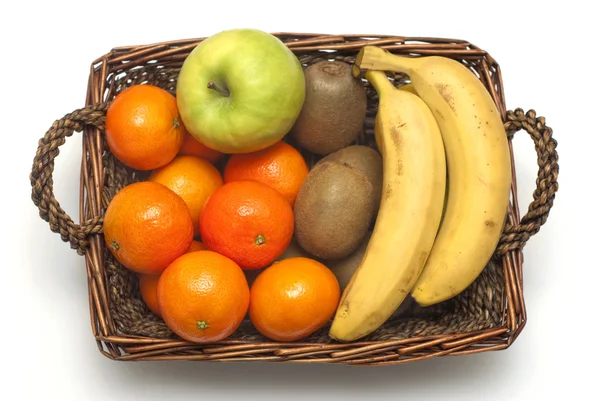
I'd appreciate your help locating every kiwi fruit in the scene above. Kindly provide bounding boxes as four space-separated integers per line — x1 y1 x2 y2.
327 231 371 291
293 161 375 260
316 145 383 217
290 61 367 156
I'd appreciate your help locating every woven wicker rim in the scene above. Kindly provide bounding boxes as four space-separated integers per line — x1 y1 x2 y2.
29 33 559 365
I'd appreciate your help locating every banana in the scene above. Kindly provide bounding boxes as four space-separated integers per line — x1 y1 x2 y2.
328 70 446 342
354 46 512 307
397 83 418 95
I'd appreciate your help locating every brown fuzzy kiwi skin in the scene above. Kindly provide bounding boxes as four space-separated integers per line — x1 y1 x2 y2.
290 61 367 156
326 231 371 290
316 145 383 215
293 161 375 261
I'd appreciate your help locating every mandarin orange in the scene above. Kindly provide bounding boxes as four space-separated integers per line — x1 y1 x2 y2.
188 240 207 252
178 131 225 164
224 141 308 205
249 257 340 342
138 239 208 318
139 274 162 317
157 251 250 343
105 84 185 170
199 180 294 270
148 155 223 236
103 181 194 274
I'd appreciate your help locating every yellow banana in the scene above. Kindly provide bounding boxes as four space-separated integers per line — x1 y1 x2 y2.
354 46 512 307
397 83 418 95
329 70 446 342
372 83 418 152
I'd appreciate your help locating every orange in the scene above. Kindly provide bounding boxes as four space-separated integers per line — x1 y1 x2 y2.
103 181 194 275
179 131 225 164
105 84 185 170
157 250 250 343
138 240 208 318
188 240 207 252
148 155 223 236
249 257 341 342
139 274 162 317
200 180 294 270
224 141 309 205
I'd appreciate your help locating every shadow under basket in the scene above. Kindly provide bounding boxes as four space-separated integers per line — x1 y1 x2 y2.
30 33 559 365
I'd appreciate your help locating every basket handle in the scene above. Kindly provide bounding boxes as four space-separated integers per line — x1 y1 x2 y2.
496 108 559 256
30 103 109 255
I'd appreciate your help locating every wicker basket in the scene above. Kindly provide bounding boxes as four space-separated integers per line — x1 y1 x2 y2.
30 33 559 365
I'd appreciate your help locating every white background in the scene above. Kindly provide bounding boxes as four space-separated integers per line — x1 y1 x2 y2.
2 0 596 399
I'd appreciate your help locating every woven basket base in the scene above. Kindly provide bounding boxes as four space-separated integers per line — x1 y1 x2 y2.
106 251 504 343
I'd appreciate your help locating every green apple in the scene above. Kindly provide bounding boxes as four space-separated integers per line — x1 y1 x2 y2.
176 28 305 154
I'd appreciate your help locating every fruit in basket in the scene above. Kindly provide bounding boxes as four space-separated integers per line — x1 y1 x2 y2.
277 236 313 260
139 274 162 317
138 240 207 318
178 131 224 164
294 161 375 260
176 28 305 154
354 46 512 306
290 60 367 156
398 83 418 95
200 180 294 270
224 140 309 206
148 155 223 236
187 240 207 252
326 232 371 292
103 181 194 275
371 84 418 152
315 145 383 220
105 84 185 170
249 257 340 342
243 238 315 288
157 251 250 343
329 70 447 342
325 231 406 319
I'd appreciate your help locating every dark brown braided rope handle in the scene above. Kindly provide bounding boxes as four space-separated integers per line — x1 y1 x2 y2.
496 108 559 256
30 102 109 255
30 105 558 256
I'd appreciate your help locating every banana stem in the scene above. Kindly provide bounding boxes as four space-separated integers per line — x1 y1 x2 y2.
356 46 418 75
364 70 395 93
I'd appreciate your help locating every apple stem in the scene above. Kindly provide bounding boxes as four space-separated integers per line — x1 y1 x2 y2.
207 81 230 97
